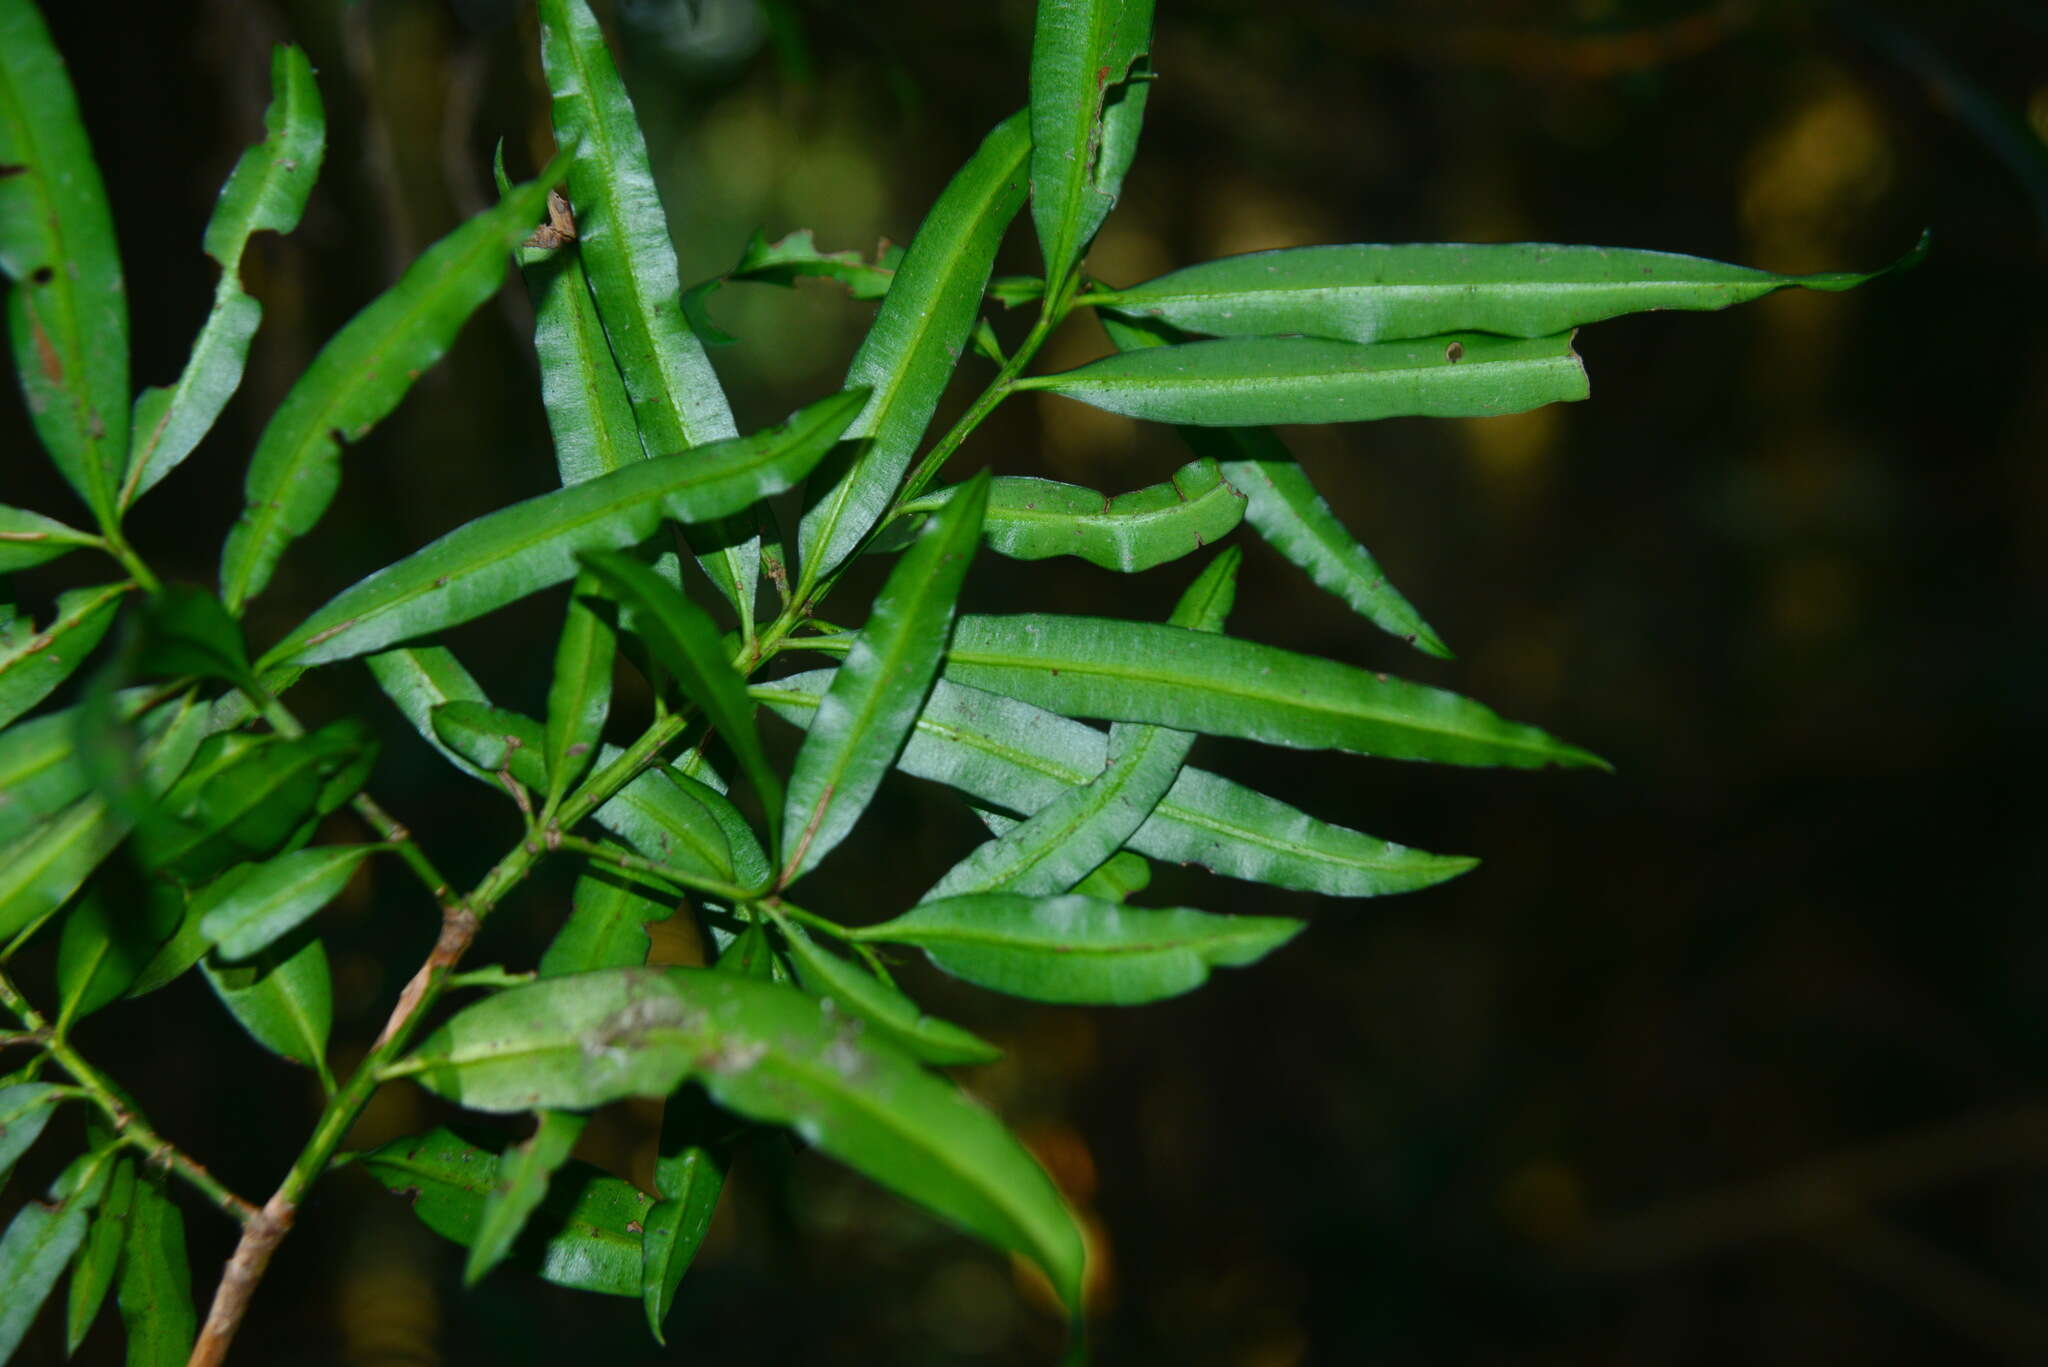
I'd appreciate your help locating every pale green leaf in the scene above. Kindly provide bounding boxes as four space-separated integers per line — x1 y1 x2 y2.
1028 0 1155 289
197 844 375 961
0 581 129 730
0 504 95 574
365 646 491 783
0 1083 64 1186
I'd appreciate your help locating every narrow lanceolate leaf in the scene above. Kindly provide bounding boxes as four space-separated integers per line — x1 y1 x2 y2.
218 157 567 611
923 549 1236 901
399 968 1086 1310
757 673 1476 898
55 884 185 1028
1029 0 1155 290
365 646 491 782
579 549 783 857
536 0 749 622
151 719 372 883
774 917 1002 1066
466 1110 589 1286
1086 234 1933 345
0 1147 114 1362
117 1173 196 1366
642 1091 729 1344
0 0 129 526
124 44 325 506
539 867 672 977
431 701 543 783
202 937 333 1083
362 1127 649 1297
0 1083 63 1185
0 581 129 730
591 765 739 888
902 457 1245 573
796 111 1030 586
1017 332 1588 427
543 573 615 808
859 894 1304 1005
0 687 161 845
0 504 95 574
1100 312 1448 657
197 844 375 960
781 471 990 885
65 1155 134 1354
260 389 864 669
942 614 1606 768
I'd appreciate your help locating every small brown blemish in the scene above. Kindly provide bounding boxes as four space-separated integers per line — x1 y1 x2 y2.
625 1220 644 1234
1444 341 1465 363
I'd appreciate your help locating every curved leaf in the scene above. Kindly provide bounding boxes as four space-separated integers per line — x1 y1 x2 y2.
218 156 566 611
0 581 129 730
117 1173 196 1366
0 0 129 525
431 700 543 781
1017 332 1588 426
539 866 672 977
642 1089 730 1344
758 672 1475 899
365 646 491 783
0 503 95 574
1073 849 1150 902
197 843 375 961
54 882 185 1028
398 967 1085 1309
361 1126 649 1297
1088 235 1932 345
1029 0 1155 289
774 916 1003 1066
202 936 333 1083
125 44 325 506
940 613 1604 768
0 1083 63 1186
858 893 1304 1005
465 1110 589 1287
796 110 1030 586
0 1149 111 1362
543 573 615 809
780 470 989 884
261 389 864 669
64 1154 134 1354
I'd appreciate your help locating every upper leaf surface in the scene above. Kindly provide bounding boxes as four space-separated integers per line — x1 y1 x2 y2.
1028 0 1155 289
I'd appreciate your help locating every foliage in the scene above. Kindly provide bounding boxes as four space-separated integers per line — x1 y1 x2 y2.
0 0 1913 1360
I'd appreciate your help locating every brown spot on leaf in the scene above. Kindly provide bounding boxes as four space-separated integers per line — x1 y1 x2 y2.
1444 341 1465 363
0 164 27 178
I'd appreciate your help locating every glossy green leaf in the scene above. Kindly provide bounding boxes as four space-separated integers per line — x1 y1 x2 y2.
902 456 1245 573
197 844 374 961
0 581 128 730
117 1173 195 1366
0 686 161 845
580 548 783 856
537 0 751 624
540 867 672 977
774 916 1002 1066
795 111 1029 586
859 894 1304 1005
0 0 129 526
64 1154 134 1354
1072 849 1150 902
757 672 1476 898
0 1083 63 1186
591 764 738 887
125 878 216 1000
0 1146 114 1362
133 582 255 691
362 1127 650 1297
1029 0 1155 290
640 1090 730 1344
1100 311 1449 657
466 1110 589 1286
781 470 989 884
940 613 1604 768
925 550 1235 900
124 45 324 506
0 504 95 574
398 967 1084 1308
153 719 372 882
217 157 566 611
713 920 781 982
1017 332 1588 426
543 573 615 809
261 389 864 669
54 882 185 1028
1087 235 1932 345
202 936 333 1083
365 646 492 783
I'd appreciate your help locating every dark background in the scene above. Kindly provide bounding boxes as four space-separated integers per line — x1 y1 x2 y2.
5 0 2047 1362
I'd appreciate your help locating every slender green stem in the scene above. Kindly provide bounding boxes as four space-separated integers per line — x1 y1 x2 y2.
100 529 162 595
554 835 754 905
763 897 855 943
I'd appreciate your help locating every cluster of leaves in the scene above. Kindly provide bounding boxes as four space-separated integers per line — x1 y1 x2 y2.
0 0 1915 1359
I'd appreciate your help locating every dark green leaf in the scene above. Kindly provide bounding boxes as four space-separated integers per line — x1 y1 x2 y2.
0 581 129 730
796 111 1029 586
0 687 161 846
858 894 1304 1005
1088 235 1932 345
116 1173 195 1366
642 1093 728 1344
774 916 1002 1066
542 579 615 814
1017 332 1587 426
431 700 543 784
398 968 1085 1309
757 672 1476 898
0 1083 64 1186
713 920 782 982
1028 0 1155 289
0 504 95 574
202 936 333 1084
940 613 1605 768
154 719 373 883
260 389 865 669
0 1146 114 1362
361 1126 649 1297
125 44 325 506
54 881 185 1028
538 866 672 977
197 844 374 961
217 156 567 611
367 647 491 783
781 471 989 885
0 0 129 526
465 1110 589 1286
592 764 738 888
580 549 782 856
134 583 254 691
64 1154 134 1354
